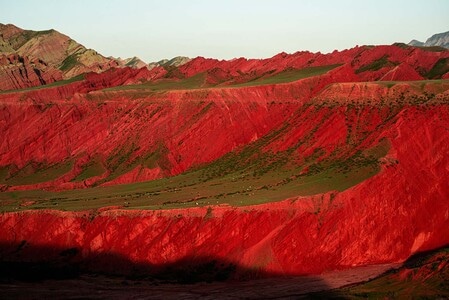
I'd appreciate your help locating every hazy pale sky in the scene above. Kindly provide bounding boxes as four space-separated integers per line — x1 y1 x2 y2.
1 0 448 62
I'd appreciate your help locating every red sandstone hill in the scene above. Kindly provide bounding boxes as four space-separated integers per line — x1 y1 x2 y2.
0 23 120 90
1 25 449 295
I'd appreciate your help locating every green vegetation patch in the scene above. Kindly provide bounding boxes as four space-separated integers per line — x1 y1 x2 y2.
0 167 9 182
1 160 74 186
426 58 449 79
232 64 342 87
107 73 207 91
143 144 171 170
105 64 341 92
356 55 395 74
0 74 85 94
92 142 172 186
73 158 106 182
59 53 79 72
42 73 85 88
0 135 388 212
98 144 141 184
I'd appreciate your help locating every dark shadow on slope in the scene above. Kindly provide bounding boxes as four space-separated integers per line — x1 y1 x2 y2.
402 244 449 269
0 241 339 299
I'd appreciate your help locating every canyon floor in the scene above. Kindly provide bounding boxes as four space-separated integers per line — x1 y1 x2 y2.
0 263 400 299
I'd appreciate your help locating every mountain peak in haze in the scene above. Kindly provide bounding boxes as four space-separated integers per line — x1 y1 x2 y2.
116 56 148 69
409 30 449 49
116 55 192 70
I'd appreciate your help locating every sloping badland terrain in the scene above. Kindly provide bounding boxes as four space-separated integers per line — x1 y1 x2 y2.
1 24 449 297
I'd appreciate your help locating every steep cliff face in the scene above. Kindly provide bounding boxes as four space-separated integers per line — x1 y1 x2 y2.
0 87 300 188
0 53 63 90
0 64 371 189
1 103 448 277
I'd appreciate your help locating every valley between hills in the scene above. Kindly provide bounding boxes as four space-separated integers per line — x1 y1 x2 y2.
1 24 449 298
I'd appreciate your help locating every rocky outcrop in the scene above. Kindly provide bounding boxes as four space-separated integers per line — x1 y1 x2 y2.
0 53 62 90
154 56 191 68
336 246 449 298
380 62 423 81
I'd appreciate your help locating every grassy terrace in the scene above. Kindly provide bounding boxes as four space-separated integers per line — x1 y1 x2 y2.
0 138 388 212
231 64 342 87
109 72 208 91
0 63 340 96
0 161 379 212
0 74 85 94
105 64 341 92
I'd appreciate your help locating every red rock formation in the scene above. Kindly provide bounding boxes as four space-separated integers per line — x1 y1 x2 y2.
1 43 449 281
176 44 449 83
0 63 361 189
380 62 423 81
1 61 448 191
0 54 63 90
0 66 153 100
1 104 448 276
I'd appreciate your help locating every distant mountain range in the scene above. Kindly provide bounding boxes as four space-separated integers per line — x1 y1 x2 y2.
0 23 190 90
115 56 191 70
409 30 449 49
2 23 449 92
